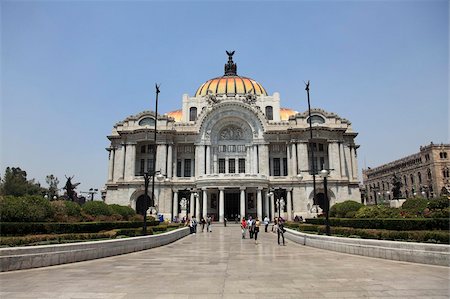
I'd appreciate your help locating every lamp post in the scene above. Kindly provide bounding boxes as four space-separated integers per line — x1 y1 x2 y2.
319 169 331 236
143 84 161 235
305 81 317 206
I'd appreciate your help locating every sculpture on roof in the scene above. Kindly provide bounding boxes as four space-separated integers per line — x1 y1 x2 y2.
224 50 237 76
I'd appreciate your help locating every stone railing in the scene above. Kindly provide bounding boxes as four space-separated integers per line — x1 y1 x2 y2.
0 227 190 272
284 228 449 267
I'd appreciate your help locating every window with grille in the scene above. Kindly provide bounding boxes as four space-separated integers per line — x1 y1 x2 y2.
265 106 273 120
273 158 281 176
239 159 245 173
184 159 191 177
219 159 225 173
176 160 182 177
283 158 288 176
189 107 197 121
229 159 235 173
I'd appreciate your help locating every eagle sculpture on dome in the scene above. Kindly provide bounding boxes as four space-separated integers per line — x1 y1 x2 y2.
224 50 237 76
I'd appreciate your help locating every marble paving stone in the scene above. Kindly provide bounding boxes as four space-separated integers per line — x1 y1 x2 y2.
0 225 449 298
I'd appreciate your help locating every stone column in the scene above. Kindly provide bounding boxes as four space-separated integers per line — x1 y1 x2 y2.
173 145 178 177
225 157 229 174
287 188 292 221
289 143 297 176
206 145 211 174
270 194 275 221
167 144 173 178
328 142 340 179
202 189 208 218
297 142 310 178
257 188 263 220
343 144 351 178
195 145 205 176
114 144 125 180
219 188 224 222
190 192 195 218
351 146 358 180
246 146 251 175
213 149 217 174
155 144 165 174
260 144 269 176
173 191 178 221
124 143 136 181
240 187 246 218
108 148 115 181
252 145 258 174
195 193 200 220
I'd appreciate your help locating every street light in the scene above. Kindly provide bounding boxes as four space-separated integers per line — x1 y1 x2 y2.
305 81 317 207
143 84 161 235
319 169 331 236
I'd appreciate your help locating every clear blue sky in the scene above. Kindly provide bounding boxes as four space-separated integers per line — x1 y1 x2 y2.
1 0 448 194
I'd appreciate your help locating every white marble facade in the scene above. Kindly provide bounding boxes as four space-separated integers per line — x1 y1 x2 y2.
105 54 361 221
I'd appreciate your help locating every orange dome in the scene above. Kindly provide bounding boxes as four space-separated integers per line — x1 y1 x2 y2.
167 109 182 122
280 108 297 120
195 76 267 97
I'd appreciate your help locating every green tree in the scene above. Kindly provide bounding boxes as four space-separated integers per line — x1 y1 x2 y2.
45 174 60 199
0 167 44 196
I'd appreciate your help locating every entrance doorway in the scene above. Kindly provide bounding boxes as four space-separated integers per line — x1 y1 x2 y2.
225 192 239 221
136 194 151 216
316 193 326 211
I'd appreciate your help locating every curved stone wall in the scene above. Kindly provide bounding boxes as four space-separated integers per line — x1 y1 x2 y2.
0 227 190 272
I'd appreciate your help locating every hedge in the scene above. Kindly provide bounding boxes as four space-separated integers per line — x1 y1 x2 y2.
330 200 363 218
0 219 160 236
0 195 54 222
284 223 449 244
304 218 449 231
0 231 117 247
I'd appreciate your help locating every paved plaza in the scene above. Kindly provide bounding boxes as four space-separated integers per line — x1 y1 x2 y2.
1 225 449 298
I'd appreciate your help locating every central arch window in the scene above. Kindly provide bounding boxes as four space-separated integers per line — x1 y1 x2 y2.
307 115 325 125
138 117 155 126
265 106 273 120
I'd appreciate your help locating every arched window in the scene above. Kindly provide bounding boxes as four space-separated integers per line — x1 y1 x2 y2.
138 117 155 127
427 169 432 180
404 175 408 186
189 107 197 121
410 174 414 185
443 168 450 178
418 172 422 184
265 106 273 120
307 115 325 124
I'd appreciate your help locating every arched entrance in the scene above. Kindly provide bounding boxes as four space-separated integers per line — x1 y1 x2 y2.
136 194 151 216
316 193 326 211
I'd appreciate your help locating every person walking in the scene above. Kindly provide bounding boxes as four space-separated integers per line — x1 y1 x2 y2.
200 217 206 232
254 218 261 244
207 215 212 232
192 216 197 233
263 215 270 232
247 216 254 239
277 218 285 246
240 217 247 239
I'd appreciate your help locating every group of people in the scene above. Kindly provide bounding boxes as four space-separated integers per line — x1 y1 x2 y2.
185 215 213 234
240 216 286 245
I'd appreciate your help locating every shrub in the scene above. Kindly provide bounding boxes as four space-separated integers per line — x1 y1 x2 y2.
109 204 136 220
354 205 400 218
287 224 449 244
64 201 82 218
82 201 113 217
401 198 429 217
428 197 449 210
0 195 54 222
0 221 144 236
305 218 449 231
330 200 363 218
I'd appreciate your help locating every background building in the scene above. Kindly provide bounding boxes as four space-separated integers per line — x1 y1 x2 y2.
105 53 361 221
362 143 450 204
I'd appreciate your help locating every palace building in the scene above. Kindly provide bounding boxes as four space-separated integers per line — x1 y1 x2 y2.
104 52 361 221
362 143 450 204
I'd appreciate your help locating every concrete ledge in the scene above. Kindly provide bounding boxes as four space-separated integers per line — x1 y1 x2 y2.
284 228 450 267
0 227 190 272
